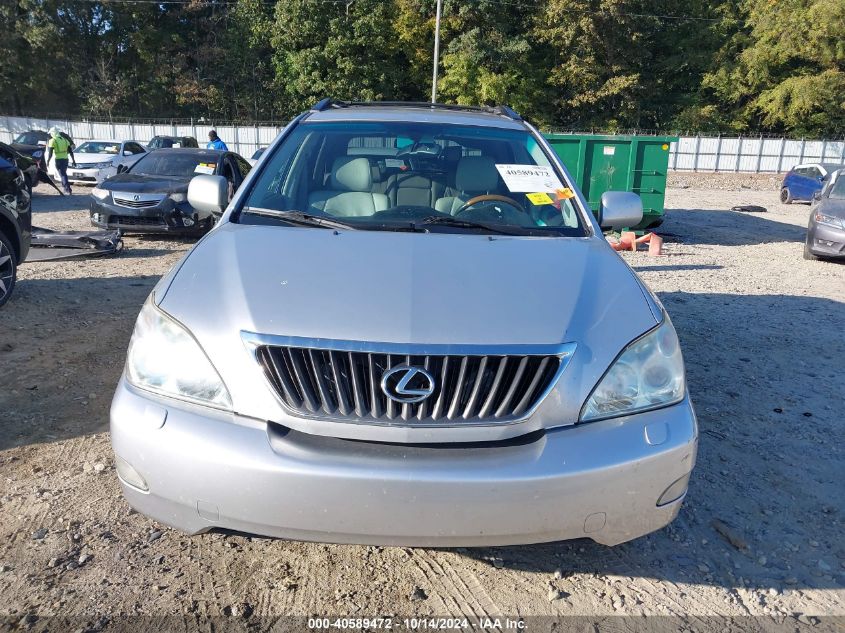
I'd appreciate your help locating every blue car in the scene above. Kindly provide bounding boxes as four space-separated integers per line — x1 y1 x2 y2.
781 163 843 204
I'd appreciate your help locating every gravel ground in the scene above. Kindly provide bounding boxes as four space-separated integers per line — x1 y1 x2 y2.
0 181 843 631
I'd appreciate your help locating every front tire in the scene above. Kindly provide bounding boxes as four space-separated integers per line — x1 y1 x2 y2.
803 240 819 261
780 188 793 204
0 231 17 307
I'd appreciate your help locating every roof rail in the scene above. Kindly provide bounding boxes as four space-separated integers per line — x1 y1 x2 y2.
308 99 522 121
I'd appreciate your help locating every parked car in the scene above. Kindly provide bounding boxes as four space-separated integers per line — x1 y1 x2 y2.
781 163 843 204
50 139 147 185
248 147 266 166
0 149 32 307
804 169 845 261
90 148 250 234
110 100 697 547
10 129 52 179
0 142 39 195
147 135 199 149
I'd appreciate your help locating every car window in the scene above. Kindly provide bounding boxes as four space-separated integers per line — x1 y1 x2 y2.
77 142 120 154
241 120 585 236
236 156 251 178
128 143 145 154
828 176 845 200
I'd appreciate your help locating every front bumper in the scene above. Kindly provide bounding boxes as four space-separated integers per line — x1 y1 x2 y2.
110 379 698 547
90 199 210 234
807 221 845 258
66 165 115 184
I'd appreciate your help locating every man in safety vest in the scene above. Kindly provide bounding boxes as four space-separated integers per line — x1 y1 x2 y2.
46 127 76 194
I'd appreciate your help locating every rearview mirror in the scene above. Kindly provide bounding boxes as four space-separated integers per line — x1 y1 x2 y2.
598 191 643 231
188 175 228 216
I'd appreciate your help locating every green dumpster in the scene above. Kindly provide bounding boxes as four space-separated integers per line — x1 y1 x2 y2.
543 133 676 230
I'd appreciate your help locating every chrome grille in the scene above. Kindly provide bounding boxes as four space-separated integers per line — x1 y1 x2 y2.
112 192 165 208
252 340 572 425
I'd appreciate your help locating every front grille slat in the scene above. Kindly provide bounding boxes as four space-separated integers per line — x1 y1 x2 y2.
348 351 367 417
495 356 529 418
330 351 352 415
288 349 320 412
309 349 335 414
255 343 564 426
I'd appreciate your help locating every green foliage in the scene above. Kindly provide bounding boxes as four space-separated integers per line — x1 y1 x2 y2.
1 0 842 136
703 0 845 136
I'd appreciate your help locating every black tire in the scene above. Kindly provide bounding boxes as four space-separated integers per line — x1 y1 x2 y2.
0 231 17 308
780 188 793 204
803 240 819 261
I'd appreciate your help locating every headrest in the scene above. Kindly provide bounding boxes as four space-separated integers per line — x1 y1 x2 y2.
331 156 373 192
455 156 498 192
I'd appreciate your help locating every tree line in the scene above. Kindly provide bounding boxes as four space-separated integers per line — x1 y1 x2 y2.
2 0 843 136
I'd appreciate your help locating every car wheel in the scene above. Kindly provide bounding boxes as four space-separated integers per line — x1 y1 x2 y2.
0 231 17 307
780 188 793 204
803 240 819 261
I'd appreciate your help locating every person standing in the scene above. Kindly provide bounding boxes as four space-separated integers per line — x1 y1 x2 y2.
45 127 76 194
206 130 228 150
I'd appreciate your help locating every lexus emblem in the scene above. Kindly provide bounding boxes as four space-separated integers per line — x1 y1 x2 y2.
380 366 435 404
133 194 140 201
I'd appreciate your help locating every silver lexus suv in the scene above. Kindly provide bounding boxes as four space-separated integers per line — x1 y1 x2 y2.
110 101 697 547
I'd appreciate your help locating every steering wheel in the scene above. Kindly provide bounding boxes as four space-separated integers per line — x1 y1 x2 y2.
454 194 527 216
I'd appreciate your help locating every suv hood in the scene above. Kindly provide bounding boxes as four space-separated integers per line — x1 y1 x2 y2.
154 223 660 437
159 223 657 345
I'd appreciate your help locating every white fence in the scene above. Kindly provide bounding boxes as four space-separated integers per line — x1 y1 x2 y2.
670 135 845 173
2 114 845 173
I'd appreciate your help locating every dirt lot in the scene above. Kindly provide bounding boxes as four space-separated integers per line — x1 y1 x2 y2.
1 180 843 631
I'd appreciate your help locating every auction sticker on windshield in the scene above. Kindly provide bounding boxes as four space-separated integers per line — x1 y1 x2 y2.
194 163 216 175
495 164 564 192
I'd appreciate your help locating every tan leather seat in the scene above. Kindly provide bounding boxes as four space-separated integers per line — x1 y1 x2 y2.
434 156 499 215
308 157 390 217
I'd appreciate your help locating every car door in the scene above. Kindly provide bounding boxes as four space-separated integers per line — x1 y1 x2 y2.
794 167 818 201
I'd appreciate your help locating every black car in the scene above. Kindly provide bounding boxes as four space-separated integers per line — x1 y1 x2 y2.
0 149 32 307
89 148 250 234
147 135 199 149
0 142 39 195
10 130 51 183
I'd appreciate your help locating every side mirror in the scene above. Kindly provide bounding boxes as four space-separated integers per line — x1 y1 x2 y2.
123 151 132 156
812 191 822 202
598 191 643 231
116 164 128 174
188 175 228 216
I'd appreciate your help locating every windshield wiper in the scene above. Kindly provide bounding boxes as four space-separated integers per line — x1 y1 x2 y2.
244 208 357 231
420 215 527 236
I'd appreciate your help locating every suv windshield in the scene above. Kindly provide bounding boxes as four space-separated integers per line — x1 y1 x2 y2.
77 142 120 154
131 152 218 177
240 121 586 236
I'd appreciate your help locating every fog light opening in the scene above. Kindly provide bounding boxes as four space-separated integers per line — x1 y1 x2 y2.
183 216 195 227
657 473 690 507
115 455 149 492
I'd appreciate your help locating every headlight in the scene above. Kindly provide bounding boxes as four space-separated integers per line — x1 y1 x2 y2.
96 161 114 169
814 212 845 229
169 193 186 203
91 187 110 200
32 150 43 158
580 318 685 422
125 297 232 410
